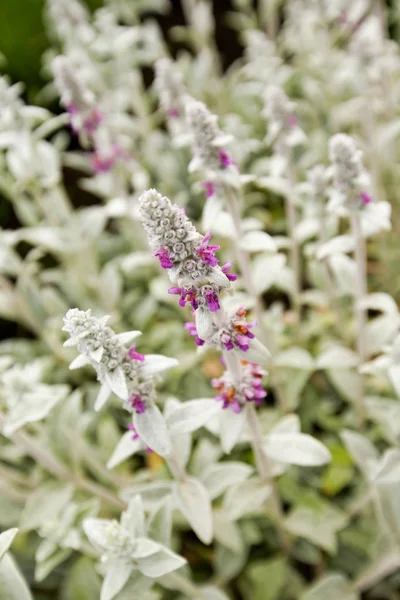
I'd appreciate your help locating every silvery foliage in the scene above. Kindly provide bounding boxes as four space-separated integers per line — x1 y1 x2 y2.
1 0 400 598
83 495 186 600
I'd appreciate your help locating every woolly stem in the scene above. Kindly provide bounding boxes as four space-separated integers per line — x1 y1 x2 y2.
350 208 367 429
284 146 301 319
218 340 291 554
246 403 291 553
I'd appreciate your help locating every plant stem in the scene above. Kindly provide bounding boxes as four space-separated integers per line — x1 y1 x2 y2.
350 208 367 429
219 343 291 554
284 147 301 319
246 403 291 554
0 413 126 511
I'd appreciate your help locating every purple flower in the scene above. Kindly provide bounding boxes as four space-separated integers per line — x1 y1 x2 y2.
202 181 215 198
168 286 199 310
219 149 235 168
196 232 220 267
184 322 205 346
128 344 145 362
221 261 238 282
154 248 174 269
360 191 372 205
286 114 298 127
212 361 266 412
204 289 220 312
168 107 179 119
91 144 126 174
129 394 146 414
83 108 103 134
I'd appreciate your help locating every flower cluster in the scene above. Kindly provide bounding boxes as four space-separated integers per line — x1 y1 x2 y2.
139 189 238 335
184 97 235 176
212 361 267 413
62 308 176 456
52 56 102 137
185 307 256 352
328 133 370 207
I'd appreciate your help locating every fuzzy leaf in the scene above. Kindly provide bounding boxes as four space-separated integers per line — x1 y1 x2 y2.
134 404 172 457
263 433 331 466
101 559 133 600
239 230 277 253
0 529 18 562
141 355 179 377
166 399 221 435
137 546 186 578
174 477 213 544
107 432 144 469
105 368 128 401
201 462 253 500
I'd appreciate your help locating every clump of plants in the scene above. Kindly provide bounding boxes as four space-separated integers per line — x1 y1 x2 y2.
1 1 400 598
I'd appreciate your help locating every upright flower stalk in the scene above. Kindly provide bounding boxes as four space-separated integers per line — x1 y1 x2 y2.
329 134 371 428
184 97 275 349
138 189 291 550
263 85 306 320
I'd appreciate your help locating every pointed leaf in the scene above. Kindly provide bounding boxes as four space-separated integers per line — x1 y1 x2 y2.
0 529 18 562
141 355 179 377
101 559 133 600
137 546 186 578
174 477 213 544
263 433 331 466
105 368 128 400
107 432 144 469
134 405 172 457
166 399 221 435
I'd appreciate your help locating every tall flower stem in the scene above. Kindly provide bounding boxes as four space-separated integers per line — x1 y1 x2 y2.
350 208 367 429
246 402 291 553
284 147 301 320
220 345 291 554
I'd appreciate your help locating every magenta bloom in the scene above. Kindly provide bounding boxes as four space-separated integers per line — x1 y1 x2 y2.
360 191 372 205
202 181 215 198
167 107 179 119
184 322 205 346
154 248 173 269
221 261 238 282
129 394 146 414
128 344 145 362
169 286 199 310
219 150 235 168
286 114 298 127
204 289 220 312
83 108 103 134
197 232 220 267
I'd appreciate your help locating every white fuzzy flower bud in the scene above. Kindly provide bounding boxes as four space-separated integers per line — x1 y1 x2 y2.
62 308 153 410
329 134 369 203
154 58 185 117
184 98 233 173
47 0 94 45
263 85 305 148
139 189 237 340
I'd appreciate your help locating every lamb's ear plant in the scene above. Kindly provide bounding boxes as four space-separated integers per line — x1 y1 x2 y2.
2 0 400 598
